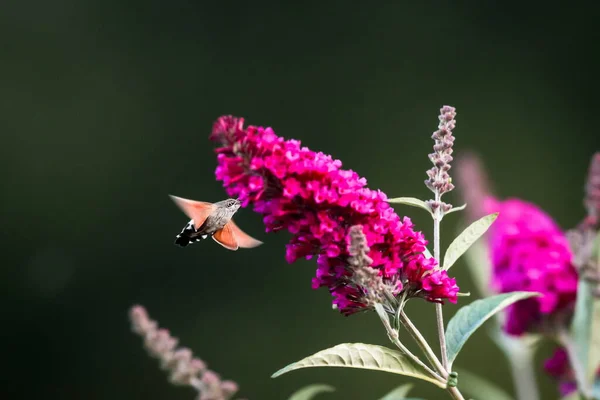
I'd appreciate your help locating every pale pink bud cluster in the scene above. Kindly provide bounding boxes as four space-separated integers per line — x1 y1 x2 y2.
346 225 398 307
425 106 456 213
584 152 600 224
129 306 240 400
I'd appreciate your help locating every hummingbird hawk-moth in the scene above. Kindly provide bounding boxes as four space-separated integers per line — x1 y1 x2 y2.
169 195 263 251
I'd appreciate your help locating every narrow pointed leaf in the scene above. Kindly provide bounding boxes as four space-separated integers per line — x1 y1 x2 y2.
442 212 498 270
377 383 413 400
424 247 433 259
444 203 467 216
571 232 600 387
271 343 445 388
587 298 600 385
287 384 335 400
443 212 498 270
589 233 600 385
388 197 431 214
453 368 514 400
445 291 540 367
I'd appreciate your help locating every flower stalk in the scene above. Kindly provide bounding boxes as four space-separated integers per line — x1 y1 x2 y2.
425 106 457 372
375 303 445 383
434 213 450 369
381 105 466 400
399 310 447 378
129 305 240 400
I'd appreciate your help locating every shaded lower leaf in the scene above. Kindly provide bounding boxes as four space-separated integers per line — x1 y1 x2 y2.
592 377 600 399
442 212 498 270
571 241 600 389
287 384 335 400
588 232 600 385
453 368 514 400
388 197 432 214
445 291 540 367
272 343 445 388
377 383 413 400
588 298 600 385
568 232 600 393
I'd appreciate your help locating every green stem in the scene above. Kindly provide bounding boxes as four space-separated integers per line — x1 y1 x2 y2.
447 386 466 400
433 203 450 370
492 329 541 400
399 311 447 378
375 304 445 383
396 310 466 399
508 346 540 400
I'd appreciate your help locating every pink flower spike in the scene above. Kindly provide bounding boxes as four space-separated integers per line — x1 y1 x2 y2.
210 116 460 314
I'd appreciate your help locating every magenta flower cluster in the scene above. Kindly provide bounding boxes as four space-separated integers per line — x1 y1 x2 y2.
544 348 578 396
483 197 578 335
209 116 459 314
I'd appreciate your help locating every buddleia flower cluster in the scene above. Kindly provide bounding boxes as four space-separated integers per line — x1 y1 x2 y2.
209 116 459 315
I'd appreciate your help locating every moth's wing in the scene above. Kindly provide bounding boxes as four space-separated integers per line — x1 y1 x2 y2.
169 195 215 230
212 223 239 251
228 219 263 248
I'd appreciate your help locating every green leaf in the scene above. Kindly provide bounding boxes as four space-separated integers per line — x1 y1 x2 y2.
590 233 600 385
571 232 600 389
424 247 433 259
388 197 431 214
377 383 413 400
453 368 514 400
445 291 541 367
588 298 600 384
442 212 498 270
287 384 335 400
271 343 445 388
571 284 600 389
592 377 600 399
444 203 467 216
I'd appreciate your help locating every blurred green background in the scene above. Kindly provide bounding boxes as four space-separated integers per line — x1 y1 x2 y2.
2 1 599 399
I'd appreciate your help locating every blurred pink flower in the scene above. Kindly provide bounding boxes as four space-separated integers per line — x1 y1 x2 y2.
484 197 578 335
544 347 600 396
544 348 578 396
209 116 459 314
